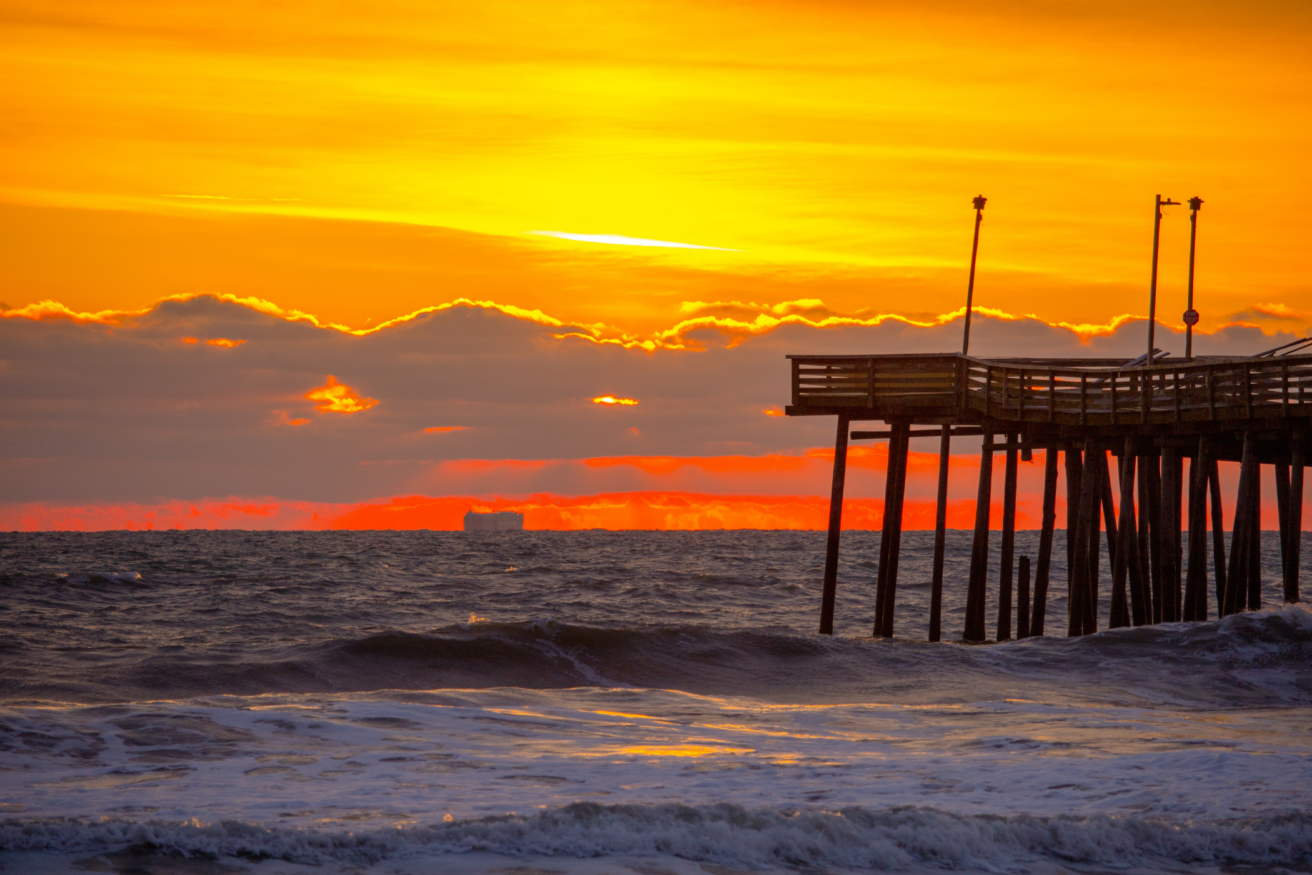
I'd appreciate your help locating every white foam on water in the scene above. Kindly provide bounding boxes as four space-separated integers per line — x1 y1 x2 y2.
3 688 1311 870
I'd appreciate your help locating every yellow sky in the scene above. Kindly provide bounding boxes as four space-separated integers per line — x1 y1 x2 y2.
2 0 1309 338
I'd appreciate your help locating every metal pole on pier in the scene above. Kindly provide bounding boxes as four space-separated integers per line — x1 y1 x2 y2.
1184 197 1203 360
1147 194 1180 365
961 195 987 356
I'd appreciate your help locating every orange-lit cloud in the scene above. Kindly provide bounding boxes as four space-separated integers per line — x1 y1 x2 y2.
2 291 1299 354
272 410 311 427
305 375 378 414
424 426 468 433
763 408 784 417
593 395 639 406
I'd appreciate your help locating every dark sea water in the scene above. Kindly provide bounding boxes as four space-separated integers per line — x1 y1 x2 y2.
2 530 1311 875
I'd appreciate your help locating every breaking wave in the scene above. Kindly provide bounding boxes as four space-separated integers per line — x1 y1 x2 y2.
5 803 1312 870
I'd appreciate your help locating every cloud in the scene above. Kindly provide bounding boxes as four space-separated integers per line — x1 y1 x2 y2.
1227 303 1311 323
592 396 639 406
0 293 1297 508
424 426 468 433
272 410 312 427
305 375 379 414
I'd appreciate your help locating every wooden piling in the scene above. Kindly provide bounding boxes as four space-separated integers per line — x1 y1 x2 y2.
1288 436 1304 603
965 433 995 642
818 413 851 635
1031 448 1059 637
1208 456 1228 617
1069 441 1100 636
1064 446 1083 635
1184 436 1210 621
1017 555 1031 639
874 428 899 637
1101 458 1118 573
875 423 910 638
1160 446 1182 622
997 434 1019 642
929 426 951 642
1145 448 1164 623
1136 448 1154 623
1111 442 1136 629
1224 432 1257 616
1084 445 1103 635
1276 460 1291 592
1248 467 1262 611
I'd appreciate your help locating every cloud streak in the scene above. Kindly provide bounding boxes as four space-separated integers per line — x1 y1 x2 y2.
527 231 739 251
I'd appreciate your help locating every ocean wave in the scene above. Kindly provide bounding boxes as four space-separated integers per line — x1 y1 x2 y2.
310 606 1312 706
4 804 1311 870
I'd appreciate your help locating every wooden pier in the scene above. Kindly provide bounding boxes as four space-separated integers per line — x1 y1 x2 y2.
787 352 1309 640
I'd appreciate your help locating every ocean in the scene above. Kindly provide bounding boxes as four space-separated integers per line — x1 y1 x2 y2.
2 529 1310 874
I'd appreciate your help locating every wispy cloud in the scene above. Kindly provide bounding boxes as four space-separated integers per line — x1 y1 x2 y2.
527 231 739 251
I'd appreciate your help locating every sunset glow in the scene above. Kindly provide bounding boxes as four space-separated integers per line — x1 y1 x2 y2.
2 0 1309 532
305 376 379 415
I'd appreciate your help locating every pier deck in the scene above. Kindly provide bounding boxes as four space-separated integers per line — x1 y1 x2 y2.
786 352 1308 640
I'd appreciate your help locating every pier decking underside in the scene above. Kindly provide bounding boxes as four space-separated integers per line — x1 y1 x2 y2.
785 352 1309 642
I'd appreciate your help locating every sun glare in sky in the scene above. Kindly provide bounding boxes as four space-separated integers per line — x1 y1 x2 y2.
527 231 740 251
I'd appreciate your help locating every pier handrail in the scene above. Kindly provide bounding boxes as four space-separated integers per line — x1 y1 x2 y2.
787 352 1312 426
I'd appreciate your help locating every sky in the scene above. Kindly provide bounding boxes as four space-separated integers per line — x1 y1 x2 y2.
2 0 1310 530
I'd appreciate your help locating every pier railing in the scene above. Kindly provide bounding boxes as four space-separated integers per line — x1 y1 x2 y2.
788 352 1312 426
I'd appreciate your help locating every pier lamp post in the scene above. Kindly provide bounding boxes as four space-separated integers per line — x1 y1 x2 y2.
961 195 987 356
1147 194 1181 365
1184 197 1204 360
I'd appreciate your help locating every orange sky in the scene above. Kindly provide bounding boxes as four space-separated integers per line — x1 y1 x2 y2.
2 0 1310 342
3 1 1311 530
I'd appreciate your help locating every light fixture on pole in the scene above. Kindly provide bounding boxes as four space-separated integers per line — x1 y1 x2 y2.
961 195 987 356
1184 196 1203 360
1147 194 1181 365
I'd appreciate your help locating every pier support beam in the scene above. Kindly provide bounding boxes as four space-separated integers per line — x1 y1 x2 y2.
1111 442 1137 629
965 434 994 642
1069 441 1101 636
1064 446 1083 635
997 434 1019 641
1209 456 1227 617
1161 446 1182 622
818 414 850 635
1101 459 1119 577
1084 445 1104 635
875 423 910 638
1017 556 1032 638
1143 448 1164 623
1276 458 1290 597
1224 432 1257 616
1288 436 1304 603
1031 448 1059 637
929 426 952 642
1249 466 1262 611
1184 437 1211 622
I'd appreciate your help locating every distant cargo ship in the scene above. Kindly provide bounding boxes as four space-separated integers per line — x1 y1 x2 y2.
463 511 524 532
